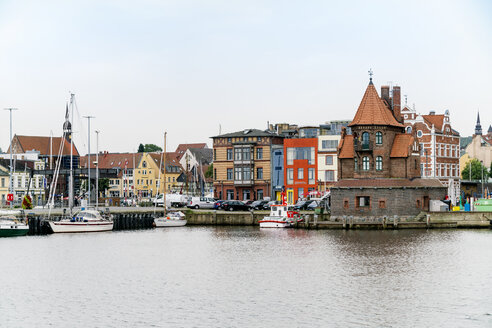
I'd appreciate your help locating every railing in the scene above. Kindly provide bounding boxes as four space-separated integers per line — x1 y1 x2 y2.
234 180 252 186
354 140 373 151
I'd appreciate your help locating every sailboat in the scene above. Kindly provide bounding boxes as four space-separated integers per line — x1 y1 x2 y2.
154 132 187 227
47 96 113 233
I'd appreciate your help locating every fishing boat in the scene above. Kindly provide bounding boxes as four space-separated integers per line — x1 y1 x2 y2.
0 214 29 237
153 132 187 227
154 211 187 227
259 204 300 228
49 210 113 233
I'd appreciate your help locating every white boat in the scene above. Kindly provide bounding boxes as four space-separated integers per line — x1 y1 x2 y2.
259 204 301 228
49 210 114 233
0 216 29 237
154 211 187 227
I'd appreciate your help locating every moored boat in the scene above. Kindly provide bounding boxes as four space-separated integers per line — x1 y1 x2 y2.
154 211 187 227
49 210 113 233
259 204 300 228
0 215 29 237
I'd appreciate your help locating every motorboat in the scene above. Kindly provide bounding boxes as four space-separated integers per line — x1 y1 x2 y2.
49 210 114 233
259 204 301 228
154 211 187 227
0 215 29 237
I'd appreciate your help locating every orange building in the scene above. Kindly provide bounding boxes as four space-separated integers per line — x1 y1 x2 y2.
283 137 318 204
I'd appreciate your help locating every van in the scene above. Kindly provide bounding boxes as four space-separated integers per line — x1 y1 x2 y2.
153 194 189 207
187 197 215 209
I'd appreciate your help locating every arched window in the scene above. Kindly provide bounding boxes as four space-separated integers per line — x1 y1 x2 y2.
375 132 383 145
376 156 383 171
142 161 147 168
406 126 412 134
362 132 370 144
362 156 370 171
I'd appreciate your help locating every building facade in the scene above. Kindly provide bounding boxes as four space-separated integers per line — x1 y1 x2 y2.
211 129 284 201
464 113 492 168
332 77 446 218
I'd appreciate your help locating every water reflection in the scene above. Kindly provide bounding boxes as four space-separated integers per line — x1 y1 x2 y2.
1 228 492 327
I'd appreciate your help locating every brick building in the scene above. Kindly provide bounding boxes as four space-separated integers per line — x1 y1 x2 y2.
402 105 460 203
284 135 318 204
211 129 284 201
331 77 446 219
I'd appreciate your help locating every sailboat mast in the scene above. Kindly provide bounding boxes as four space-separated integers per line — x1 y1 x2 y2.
163 132 167 216
69 94 74 213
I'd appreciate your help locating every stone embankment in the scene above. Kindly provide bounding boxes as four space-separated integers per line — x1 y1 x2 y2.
11 208 492 235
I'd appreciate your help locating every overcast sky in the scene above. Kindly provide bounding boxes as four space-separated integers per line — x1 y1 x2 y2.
0 0 491 154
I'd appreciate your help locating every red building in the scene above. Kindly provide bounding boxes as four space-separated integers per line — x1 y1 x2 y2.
283 137 318 204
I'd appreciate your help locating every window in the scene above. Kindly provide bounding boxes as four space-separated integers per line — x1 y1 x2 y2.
226 189 234 200
214 169 217 180
256 148 263 160
325 155 333 165
213 149 216 161
234 167 242 181
234 148 241 161
376 156 383 171
142 161 147 168
378 199 386 209
227 148 233 160
356 196 370 208
343 199 349 209
287 168 294 184
298 188 304 199
257 137 262 142
243 137 248 142
362 156 370 171
257 189 263 199
287 148 294 165
406 126 412 134
227 168 233 180
325 170 335 181
257 167 263 179
354 158 358 171
286 147 315 165
308 168 315 184
375 132 383 145
242 147 251 161
417 130 423 138
321 140 338 150
362 132 370 145
298 168 304 180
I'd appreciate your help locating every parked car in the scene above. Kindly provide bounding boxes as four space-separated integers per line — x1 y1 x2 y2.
214 200 225 209
293 199 315 210
262 200 277 210
187 197 216 209
221 200 250 211
250 200 269 210
244 200 254 206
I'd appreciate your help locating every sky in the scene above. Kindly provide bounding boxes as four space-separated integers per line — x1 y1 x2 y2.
0 0 491 154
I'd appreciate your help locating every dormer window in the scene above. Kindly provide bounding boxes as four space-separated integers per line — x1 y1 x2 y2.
142 161 147 168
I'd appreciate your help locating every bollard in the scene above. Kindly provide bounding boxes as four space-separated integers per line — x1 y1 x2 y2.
394 215 399 229
349 216 353 229
382 216 387 229
426 214 430 228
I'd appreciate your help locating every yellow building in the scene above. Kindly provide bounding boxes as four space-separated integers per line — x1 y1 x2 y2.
134 152 183 199
0 166 9 206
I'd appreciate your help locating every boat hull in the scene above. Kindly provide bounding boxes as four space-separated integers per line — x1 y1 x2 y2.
154 218 187 227
259 220 292 228
0 226 29 237
49 221 114 233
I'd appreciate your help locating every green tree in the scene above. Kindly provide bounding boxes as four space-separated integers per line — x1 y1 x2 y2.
143 144 162 152
138 144 145 152
98 178 110 196
205 164 213 179
461 159 489 180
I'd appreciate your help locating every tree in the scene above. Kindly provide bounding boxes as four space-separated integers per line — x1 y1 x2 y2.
143 144 162 152
205 164 213 179
461 159 489 180
98 178 110 197
138 144 145 153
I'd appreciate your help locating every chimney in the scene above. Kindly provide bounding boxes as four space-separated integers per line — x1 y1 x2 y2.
381 86 390 108
392 86 401 122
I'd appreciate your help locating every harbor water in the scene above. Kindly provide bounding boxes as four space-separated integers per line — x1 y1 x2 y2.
2 227 492 327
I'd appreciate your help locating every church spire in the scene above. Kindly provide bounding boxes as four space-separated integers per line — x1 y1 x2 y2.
475 111 482 135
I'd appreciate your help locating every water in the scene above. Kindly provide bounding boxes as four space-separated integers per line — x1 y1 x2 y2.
1 228 492 328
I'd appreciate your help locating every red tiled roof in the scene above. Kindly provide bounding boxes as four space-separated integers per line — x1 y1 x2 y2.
80 153 142 169
149 152 182 173
338 135 354 159
13 135 79 156
422 114 444 132
334 178 444 188
348 83 404 128
390 134 414 158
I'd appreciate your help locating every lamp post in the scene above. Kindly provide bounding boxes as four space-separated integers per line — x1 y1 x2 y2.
481 160 484 198
4 108 18 208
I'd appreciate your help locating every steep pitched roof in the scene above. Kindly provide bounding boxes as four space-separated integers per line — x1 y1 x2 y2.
149 152 182 173
348 83 404 128
390 134 414 158
188 148 213 165
175 143 207 160
422 114 444 132
488 125 492 133
80 153 142 169
12 135 79 156
338 135 354 159
0 158 35 171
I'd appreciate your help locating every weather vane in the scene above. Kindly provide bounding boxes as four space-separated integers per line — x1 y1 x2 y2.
368 68 373 82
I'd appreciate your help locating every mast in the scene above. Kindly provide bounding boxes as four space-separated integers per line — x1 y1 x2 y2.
4 108 18 209
95 130 100 210
84 115 95 207
163 132 167 216
69 94 74 213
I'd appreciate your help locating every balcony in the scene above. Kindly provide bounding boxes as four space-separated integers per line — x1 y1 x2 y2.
234 179 253 186
354 140 373 152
